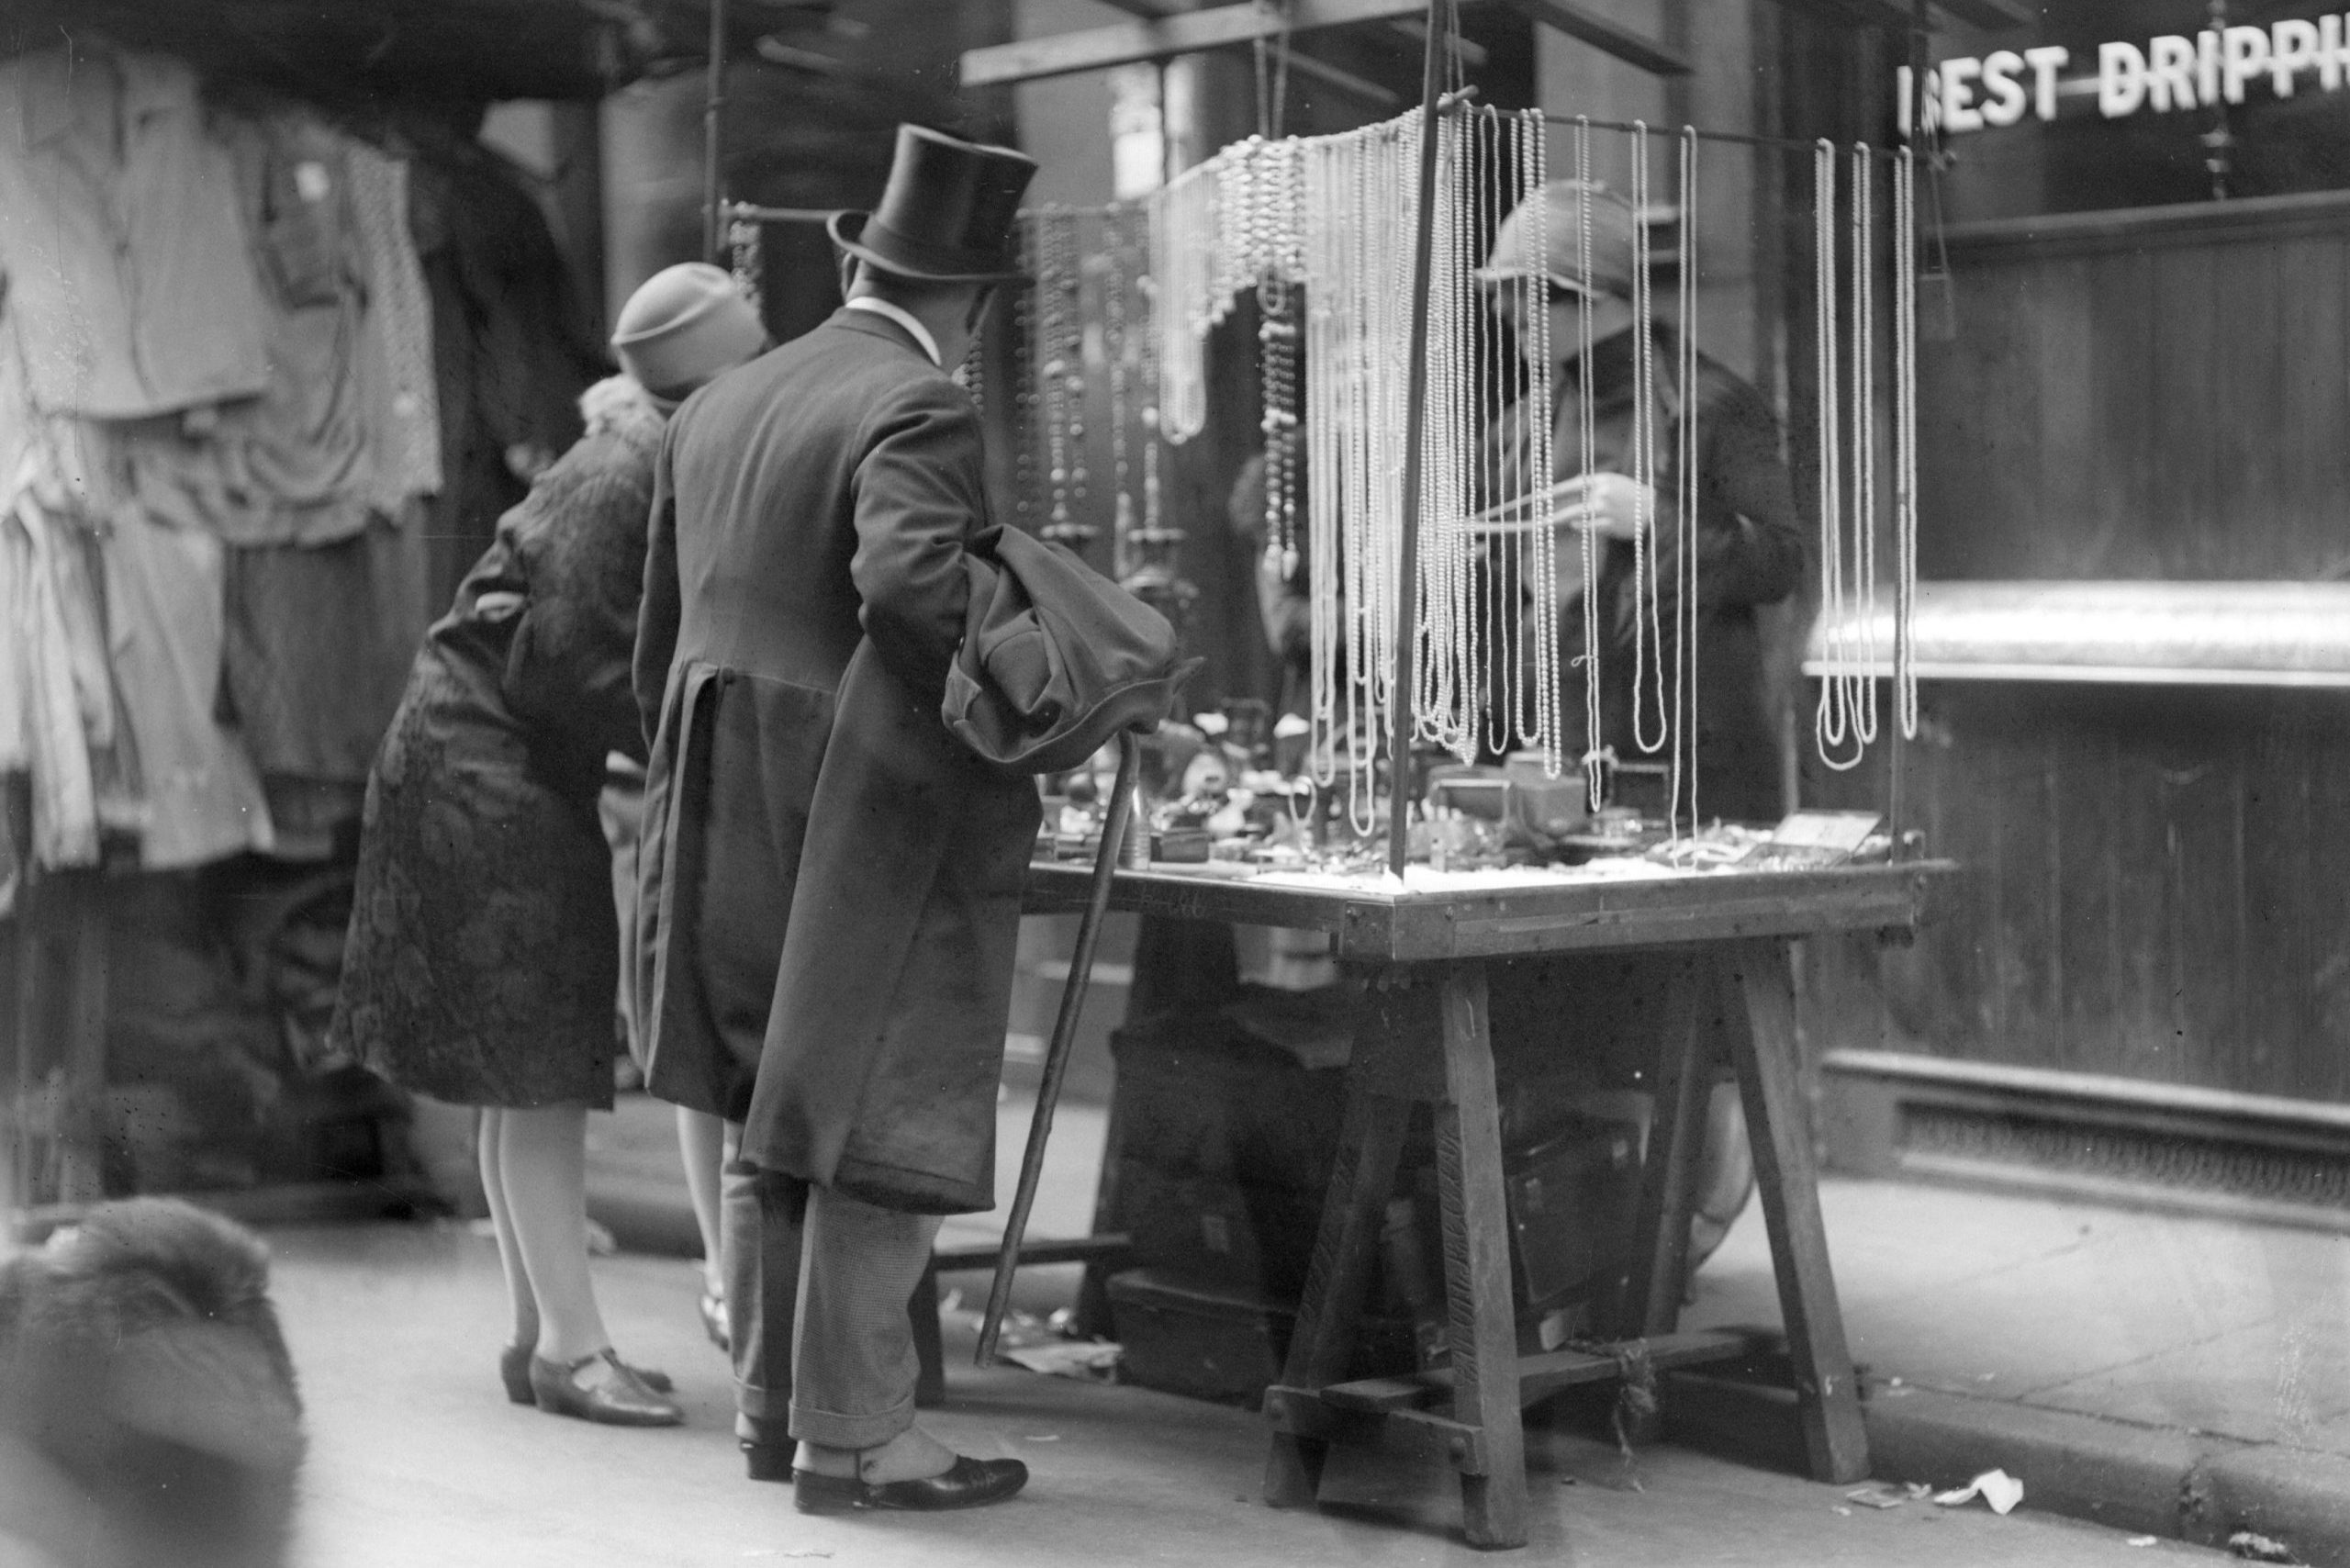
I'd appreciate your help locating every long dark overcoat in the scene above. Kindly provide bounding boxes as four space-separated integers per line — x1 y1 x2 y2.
330 376 663 1107
632 308 1039 1215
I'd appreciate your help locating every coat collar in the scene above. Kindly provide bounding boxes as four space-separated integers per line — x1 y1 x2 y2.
827 304 941 368
843 296 942 366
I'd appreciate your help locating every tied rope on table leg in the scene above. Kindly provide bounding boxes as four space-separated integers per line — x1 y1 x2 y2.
1568 1334 1659 1489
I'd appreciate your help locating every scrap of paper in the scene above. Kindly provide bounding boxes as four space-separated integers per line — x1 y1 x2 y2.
1933 1468 2025 1516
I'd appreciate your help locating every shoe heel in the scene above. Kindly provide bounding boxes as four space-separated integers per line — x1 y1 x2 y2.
499 1343 534 1406
792 1470 866 1515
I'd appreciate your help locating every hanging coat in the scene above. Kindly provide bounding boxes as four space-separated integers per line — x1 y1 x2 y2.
632 308 1039 1216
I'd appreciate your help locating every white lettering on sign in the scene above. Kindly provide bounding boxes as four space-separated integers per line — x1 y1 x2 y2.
1905 16 2350 134
1979 50 2030 126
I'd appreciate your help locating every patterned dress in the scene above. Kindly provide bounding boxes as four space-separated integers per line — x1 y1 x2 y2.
328 378 664 1107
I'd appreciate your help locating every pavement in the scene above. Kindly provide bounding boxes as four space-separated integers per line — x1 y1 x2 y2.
571 1085 2350 1566
258 1203 2222 1568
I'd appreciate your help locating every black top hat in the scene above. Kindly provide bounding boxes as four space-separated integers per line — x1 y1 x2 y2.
829 125 1039 286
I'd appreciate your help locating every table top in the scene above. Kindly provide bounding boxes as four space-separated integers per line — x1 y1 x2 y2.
1022 857 1956 963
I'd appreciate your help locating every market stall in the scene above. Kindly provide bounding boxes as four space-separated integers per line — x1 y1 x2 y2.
0 0 710 1230
950 0 1953 1548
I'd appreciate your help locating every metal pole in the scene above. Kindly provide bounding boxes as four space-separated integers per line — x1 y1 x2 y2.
704 0 729 263
1387 0 1451 880
1889 0 1924 857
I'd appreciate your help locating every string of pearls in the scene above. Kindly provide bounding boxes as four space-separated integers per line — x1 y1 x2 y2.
1673 127 1701 834
1574 122 1606 810
1893 144 1921 741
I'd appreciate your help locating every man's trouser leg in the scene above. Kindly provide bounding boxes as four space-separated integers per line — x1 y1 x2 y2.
788 1185 943 1451
724 1162 803 1440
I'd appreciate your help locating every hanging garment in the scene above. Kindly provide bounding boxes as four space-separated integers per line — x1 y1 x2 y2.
103 510 276 869
3 474 104 868
218 508 432 789
0 44 270 420
405 133 604 608
345 140 442 512
117 111 441 548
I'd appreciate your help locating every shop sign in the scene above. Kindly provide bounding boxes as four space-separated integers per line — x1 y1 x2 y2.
1897 18 2350 137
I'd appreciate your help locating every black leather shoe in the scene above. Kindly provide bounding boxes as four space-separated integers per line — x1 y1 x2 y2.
793 1455 1028 1515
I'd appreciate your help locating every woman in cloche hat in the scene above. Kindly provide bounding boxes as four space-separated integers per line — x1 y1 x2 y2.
330 263 766 1428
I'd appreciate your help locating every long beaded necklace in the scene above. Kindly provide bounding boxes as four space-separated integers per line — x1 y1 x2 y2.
1038 208 1092 547
1628 122 1670 764
1672 126 1701 834
1103 207 1136 579
1010 221 1039 528
1522 111 1561 778
1892 143 1920 742
1851 143 1879 752
1573 122 1606 810
1812 140 1863 771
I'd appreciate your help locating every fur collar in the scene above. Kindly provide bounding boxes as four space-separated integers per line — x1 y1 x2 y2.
578 374 666 445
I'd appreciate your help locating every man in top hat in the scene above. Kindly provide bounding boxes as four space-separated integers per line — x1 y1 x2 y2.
632 125 1041 1512
1474 180 1807 1274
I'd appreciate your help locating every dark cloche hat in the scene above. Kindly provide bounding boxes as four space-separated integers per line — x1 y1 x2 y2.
828 125 1039 286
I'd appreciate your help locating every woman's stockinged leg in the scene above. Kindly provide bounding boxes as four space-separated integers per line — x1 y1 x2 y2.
677 1106 730 1295
497 1102 614 1366
476 1108 537 1350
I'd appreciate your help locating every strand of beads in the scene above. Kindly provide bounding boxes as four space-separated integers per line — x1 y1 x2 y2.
1573 121 1606 811
1524 108 1562 780
1848 142 1879 754
1038 208 1092 547
1628 123 1671 762
1010 219 1039 528
1811 140 1863 771
1893 143 1920 742
1103 207 1136 579
1673 125 1702 834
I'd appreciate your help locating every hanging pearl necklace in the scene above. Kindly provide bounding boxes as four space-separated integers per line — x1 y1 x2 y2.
1671 126 1701 834
1892 143 1921 743
1104 206 1136 580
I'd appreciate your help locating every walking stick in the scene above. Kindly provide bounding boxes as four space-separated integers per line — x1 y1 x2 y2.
977 729 1142 1366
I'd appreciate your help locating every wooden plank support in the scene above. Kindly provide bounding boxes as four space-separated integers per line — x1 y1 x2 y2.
1315 1327 1766 1413
1723 939 1870 1484
1433 962 1528 1548
928 1233 1132 1271
961 0 1689 88
1515 1328 1767 1403
1261 1081 1415 1508
1264 1387 1491 1474
1614 958 1711 1337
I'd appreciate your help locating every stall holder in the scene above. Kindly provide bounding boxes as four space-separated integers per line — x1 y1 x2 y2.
1024 856 1951 1551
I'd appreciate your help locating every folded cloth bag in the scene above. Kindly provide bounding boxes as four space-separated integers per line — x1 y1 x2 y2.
943 524 1197 777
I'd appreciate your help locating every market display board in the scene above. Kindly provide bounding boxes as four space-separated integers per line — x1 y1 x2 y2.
1025 856 1952 1550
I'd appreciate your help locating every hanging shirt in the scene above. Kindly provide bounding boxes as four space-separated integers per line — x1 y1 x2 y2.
105 510 277 869
115 110 442 547
347 140 442 511
0 44 270 420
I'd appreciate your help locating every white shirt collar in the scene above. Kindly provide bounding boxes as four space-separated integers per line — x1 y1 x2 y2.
844 296 942 368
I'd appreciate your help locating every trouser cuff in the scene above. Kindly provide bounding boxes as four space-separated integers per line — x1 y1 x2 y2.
735 1375 789 1422
789 1389 917 1451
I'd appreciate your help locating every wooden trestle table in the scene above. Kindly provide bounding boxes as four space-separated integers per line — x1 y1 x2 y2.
1023 857 1953 1551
